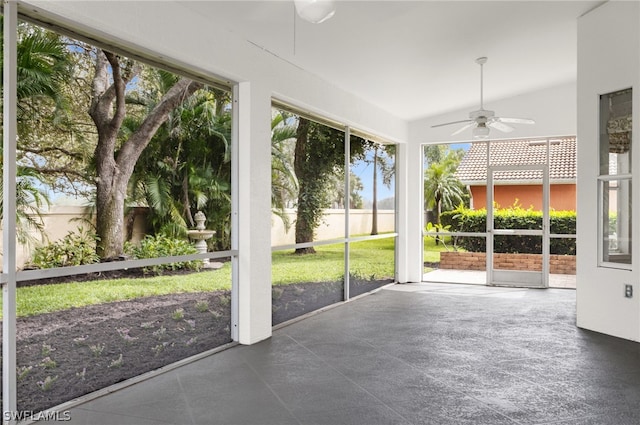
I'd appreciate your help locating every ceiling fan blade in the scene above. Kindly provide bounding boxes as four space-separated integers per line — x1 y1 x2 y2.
497 117 535 125
488 120 514 133
451 122 476 136
431 119 473 128
432 58 535 138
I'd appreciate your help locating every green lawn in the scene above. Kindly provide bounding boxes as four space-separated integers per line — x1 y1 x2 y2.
2 264 232 318
2 237 396 318
423 235 454 263
272 237 395 285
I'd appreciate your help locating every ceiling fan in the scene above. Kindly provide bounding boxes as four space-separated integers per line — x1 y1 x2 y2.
431 57 535 139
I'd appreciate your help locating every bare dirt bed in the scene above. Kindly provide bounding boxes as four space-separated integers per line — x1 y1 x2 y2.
1 290 232 413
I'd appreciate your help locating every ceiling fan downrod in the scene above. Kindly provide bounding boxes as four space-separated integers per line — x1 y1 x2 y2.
476 56 487 111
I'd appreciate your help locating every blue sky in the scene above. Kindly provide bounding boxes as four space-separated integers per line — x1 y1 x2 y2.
351 150 395 205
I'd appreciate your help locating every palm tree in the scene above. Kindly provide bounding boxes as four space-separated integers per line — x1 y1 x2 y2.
9 21 71 120
424 151 466 243
0 165 50 245
0 19 72 244
271 110 298 231
369 143 395 235
129 73 233 248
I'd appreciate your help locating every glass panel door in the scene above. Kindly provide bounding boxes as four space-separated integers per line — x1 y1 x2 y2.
487 165 549 287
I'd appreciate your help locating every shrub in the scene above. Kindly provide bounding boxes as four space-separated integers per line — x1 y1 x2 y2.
30 228 100 268
125 234 202 275
441 206 576 255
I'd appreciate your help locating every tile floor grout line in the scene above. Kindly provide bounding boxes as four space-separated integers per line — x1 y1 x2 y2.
284 321 530 425
240 357 305 425
282 332 417 425
175 373 198 425
338 290 546 424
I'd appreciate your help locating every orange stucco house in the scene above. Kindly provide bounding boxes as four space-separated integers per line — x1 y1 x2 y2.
456 137 577 211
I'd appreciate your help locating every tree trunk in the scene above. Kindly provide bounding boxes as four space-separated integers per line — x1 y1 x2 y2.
293 118 316 254
434 195 442 246
89 50 202 259
95 171 127 259
294 180 316 254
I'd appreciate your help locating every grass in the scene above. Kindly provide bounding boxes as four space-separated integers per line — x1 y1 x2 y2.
423 235 455 263
2 264 232 318
272 243 344 285
272 237 395 285
2 237 396 319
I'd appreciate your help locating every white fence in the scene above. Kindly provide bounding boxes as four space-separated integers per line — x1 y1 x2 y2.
1 207 395 268
271 209 396 247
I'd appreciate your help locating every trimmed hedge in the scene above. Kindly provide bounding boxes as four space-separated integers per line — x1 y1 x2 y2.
440 207 576 255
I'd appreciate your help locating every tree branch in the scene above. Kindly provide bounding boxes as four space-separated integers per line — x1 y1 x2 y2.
31 166 89 180
21 146 86 161
103 51 128 135
116 78 203 178
88 50 112 130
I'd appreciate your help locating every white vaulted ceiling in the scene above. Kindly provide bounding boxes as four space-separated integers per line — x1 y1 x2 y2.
179 1 603 121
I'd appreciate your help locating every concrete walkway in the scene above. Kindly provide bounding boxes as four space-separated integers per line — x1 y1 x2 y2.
424 269 576 289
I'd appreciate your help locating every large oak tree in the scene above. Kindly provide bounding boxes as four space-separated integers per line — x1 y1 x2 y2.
88 50 202 259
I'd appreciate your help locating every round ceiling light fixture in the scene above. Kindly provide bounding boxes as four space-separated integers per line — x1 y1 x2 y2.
473 123 490 139
294 0 336 24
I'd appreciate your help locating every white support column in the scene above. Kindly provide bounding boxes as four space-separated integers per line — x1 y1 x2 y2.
343 127 351 300
404 140 424 283
235 81 272 345
3 0 19 420
394 142 408 283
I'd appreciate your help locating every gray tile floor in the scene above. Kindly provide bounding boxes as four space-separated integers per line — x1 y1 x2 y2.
41 283 640 425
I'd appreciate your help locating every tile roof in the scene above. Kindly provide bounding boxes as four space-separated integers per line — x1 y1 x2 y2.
456 136 576 184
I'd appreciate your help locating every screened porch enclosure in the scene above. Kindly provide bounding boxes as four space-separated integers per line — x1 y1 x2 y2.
422 137 577 289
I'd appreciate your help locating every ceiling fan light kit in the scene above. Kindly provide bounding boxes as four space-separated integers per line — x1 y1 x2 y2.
473 124 490 139
432 57 535 139
294 0 336 24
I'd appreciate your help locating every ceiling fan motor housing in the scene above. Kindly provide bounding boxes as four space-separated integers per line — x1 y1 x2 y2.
469 109 494 120
430 56 534 136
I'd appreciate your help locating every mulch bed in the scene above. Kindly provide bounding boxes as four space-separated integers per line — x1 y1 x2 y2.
1 273 391 413
272 278 393 325
424 261 441 269
1 290 232 413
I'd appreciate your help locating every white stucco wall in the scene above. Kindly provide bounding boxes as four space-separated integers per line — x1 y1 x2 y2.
0 206 149 270
576 1 640 342
271 210 396 246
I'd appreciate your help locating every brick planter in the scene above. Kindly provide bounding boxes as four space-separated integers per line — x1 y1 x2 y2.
439 252 576 275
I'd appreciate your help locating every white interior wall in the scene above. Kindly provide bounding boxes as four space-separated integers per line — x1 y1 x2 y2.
405 82 579 283
408 81 578 144
576 1 640 342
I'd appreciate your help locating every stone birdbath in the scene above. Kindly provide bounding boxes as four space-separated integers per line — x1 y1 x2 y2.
187 211 215 266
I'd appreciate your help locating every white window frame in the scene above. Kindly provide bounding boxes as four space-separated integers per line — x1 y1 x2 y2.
597 174 632 270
